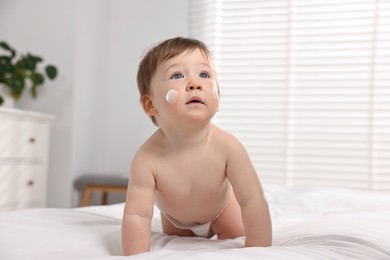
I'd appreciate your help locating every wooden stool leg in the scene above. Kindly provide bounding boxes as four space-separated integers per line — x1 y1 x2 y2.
102 191 108 205
82 187 93 207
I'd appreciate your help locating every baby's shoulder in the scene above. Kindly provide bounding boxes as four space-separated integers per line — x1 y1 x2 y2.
211 125 250 162
133 131 162 161
211 124 244 150
135 138 160 160
130 138 162 177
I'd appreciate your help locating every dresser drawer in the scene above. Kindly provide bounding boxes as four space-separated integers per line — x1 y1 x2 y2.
0 117 49 159
0 107 52 212
0 165 47 211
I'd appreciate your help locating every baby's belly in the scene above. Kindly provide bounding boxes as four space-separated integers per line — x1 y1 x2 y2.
155 185 231 225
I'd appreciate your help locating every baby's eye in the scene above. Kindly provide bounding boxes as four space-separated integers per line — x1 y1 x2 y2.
171 73 184 79
199 72 210 78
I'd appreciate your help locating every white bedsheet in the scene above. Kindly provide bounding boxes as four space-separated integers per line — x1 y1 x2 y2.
1 185 390 260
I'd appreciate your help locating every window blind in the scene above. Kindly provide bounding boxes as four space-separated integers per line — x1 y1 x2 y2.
189 0 390 191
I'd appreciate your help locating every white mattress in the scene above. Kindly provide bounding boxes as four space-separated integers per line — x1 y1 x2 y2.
1 185 390 260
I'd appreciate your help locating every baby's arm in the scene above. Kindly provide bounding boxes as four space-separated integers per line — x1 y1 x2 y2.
225 136 272 247
122 152 156 256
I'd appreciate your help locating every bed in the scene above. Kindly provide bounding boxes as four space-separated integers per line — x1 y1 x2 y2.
1 185 390 260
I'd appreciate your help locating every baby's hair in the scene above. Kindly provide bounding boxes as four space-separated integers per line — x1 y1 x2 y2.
137 37 213 126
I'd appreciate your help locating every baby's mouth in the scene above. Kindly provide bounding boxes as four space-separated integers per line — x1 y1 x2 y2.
186 96 204 104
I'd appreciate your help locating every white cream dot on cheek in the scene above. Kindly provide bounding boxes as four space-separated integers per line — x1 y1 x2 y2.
212 85 219 99
165 89 178 104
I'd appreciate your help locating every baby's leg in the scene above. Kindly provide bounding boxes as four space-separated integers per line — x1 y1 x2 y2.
160 213 195 237
211 194 245 239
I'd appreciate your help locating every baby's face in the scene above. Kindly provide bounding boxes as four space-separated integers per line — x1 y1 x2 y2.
148 48 219 126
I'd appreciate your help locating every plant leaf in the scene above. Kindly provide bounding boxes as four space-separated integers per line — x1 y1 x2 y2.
45 65 58 79
0 56 13 74
29 54 43 63
0 41 16 58
30 85 38 99
6 75 24 100
0 41 11 51
31 72 44 85
0 95 3 105
17 54 36 71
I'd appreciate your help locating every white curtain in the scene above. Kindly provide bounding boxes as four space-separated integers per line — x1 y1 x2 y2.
190 0 390 190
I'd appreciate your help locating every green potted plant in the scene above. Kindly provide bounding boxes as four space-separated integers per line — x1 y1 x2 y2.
0 41 58 106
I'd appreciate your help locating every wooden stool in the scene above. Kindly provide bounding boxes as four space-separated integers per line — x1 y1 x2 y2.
74 174 128 207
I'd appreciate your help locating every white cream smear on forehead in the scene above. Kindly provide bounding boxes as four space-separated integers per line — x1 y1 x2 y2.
165 89 178 104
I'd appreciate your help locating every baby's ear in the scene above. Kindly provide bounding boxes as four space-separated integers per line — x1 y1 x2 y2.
141 95 158 116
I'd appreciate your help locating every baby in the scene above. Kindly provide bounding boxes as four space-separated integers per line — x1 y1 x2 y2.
121 37 272 255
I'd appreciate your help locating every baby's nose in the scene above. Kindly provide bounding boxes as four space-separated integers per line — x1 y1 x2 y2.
186 81 203 91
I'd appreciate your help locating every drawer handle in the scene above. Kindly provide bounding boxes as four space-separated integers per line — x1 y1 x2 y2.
27 180 35 186
29 137 36 143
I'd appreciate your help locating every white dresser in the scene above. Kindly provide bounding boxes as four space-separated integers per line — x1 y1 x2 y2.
0 107 53 212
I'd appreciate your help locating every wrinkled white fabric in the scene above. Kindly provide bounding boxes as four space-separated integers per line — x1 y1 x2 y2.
1 185 390 260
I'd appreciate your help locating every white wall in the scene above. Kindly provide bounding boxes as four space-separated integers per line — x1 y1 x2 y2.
104 0 190 172
0 0 189 208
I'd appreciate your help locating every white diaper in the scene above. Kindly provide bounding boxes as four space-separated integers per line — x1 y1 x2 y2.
162 211 223 238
